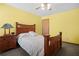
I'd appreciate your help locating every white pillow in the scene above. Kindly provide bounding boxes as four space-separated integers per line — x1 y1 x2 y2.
18 33 29 38
29 31 38 36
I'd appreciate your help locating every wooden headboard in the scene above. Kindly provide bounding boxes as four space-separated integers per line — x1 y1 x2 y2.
16 22 35 35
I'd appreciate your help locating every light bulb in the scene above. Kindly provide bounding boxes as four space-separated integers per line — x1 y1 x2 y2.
41 3 45 10
47 4 51 10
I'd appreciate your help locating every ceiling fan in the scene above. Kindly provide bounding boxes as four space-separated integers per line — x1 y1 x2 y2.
36 3 52 10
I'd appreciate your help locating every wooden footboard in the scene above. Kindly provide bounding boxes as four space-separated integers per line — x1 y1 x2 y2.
44 32 62 56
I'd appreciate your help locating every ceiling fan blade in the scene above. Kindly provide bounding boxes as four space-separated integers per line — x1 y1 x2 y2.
36 7 40 10
49 8 52 10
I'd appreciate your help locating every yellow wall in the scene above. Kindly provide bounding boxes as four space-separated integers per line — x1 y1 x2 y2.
42 8 79 44
0 4 42 36
0 4 79 44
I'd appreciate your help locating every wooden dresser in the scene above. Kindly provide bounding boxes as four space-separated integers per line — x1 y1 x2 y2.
0 35 17 53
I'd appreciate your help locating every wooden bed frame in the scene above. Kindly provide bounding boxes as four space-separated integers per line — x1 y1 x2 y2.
16 22 35 35
16 22 62 56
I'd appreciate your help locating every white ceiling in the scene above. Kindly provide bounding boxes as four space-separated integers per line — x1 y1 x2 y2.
7 3 79 16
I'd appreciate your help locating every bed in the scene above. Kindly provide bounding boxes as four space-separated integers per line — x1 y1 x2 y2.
16 22 62 56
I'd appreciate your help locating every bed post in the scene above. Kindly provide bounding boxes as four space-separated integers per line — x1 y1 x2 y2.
34 24 35 32
60 32 62 48
16 22 18 35
44 35 50 56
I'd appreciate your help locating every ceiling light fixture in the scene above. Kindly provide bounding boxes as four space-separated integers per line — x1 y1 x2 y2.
36 3 52 10
41 3 51 10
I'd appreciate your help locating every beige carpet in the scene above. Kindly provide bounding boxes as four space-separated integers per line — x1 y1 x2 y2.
0 48 29 56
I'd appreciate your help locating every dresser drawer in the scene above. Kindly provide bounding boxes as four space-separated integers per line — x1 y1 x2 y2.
0 39 9 52
9 39 16 48
0 35 17 52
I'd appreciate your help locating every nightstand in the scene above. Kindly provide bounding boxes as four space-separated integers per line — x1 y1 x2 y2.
0 35 17 52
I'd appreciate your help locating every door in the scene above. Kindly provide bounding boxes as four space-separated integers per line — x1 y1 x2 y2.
42 19 49 35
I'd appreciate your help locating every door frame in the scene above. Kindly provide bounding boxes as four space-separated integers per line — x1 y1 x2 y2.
42 18 49 35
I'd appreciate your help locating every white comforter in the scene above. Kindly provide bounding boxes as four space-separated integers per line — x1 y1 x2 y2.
18 32 44 56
